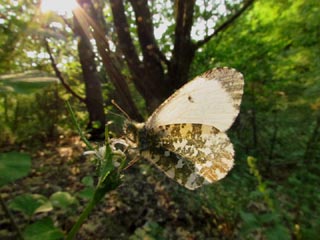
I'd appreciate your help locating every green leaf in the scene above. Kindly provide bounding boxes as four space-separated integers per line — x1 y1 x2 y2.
50 191 78 209
265 225 291 240
259 212 280 224
98 146 114 184
77 187 95 200
240 211 258 225
129 221 165 240
0 71 58 94
23 218 64 240
0 151 31 186
239 211 259 235
301 227 320 239
8 194 52 217
81 176 94 187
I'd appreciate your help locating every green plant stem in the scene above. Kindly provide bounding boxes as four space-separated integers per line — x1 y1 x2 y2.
65 103 122 239
66 101 94 150
65 197 96 240
66 176 120 240
0 194 24 240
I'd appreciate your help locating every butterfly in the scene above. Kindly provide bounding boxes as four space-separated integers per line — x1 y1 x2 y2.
125 67 244 190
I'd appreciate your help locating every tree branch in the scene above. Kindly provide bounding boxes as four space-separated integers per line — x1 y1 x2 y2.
0 195 23 240
128 0 168 92
110 0 170 111
174 0 195 45
109 0 141 66
128 0 166 67
195 0 255 49
169 0 196 88
44 39 86 103
73 3 143 121
109 0 146 93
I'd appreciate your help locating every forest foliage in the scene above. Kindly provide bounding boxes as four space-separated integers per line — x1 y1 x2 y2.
0 0 319 239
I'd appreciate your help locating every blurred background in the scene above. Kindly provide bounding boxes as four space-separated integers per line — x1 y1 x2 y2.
0 0 319 239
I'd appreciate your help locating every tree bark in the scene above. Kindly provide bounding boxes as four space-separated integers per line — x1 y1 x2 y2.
75 1 144 121
169 0 196 90
73 11 106 139
78 0 253 115
111 0 171 112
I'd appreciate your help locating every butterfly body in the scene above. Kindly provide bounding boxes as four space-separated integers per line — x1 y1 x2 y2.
125 67 244 190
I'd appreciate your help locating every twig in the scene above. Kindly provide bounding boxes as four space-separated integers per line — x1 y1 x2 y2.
195 0 255 48
44 39 86 103
0 194 24 240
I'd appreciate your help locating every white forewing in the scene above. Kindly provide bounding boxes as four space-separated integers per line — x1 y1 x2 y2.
145 68 244 132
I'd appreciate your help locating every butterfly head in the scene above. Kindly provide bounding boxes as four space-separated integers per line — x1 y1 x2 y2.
124 120 161 151
123 121 143 143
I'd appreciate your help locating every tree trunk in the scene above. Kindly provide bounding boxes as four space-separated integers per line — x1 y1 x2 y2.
75 1 144 121
74 13 106 139
77 0 254 116
168 0 196 90
111 0 172 112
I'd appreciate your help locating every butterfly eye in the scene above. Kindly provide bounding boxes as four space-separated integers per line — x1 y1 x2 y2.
124 124 136 142
124 121 145 143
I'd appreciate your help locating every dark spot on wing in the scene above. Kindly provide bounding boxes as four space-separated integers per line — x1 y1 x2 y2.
188 95 194 103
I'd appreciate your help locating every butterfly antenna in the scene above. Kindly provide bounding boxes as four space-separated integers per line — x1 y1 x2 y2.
111 99 131 121
124 155 140 170
107 110 126 119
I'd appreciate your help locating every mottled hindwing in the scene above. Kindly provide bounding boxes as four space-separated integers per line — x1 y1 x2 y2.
140 123 234 190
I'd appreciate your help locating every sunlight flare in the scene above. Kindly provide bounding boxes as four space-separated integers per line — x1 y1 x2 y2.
41 0 78 16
